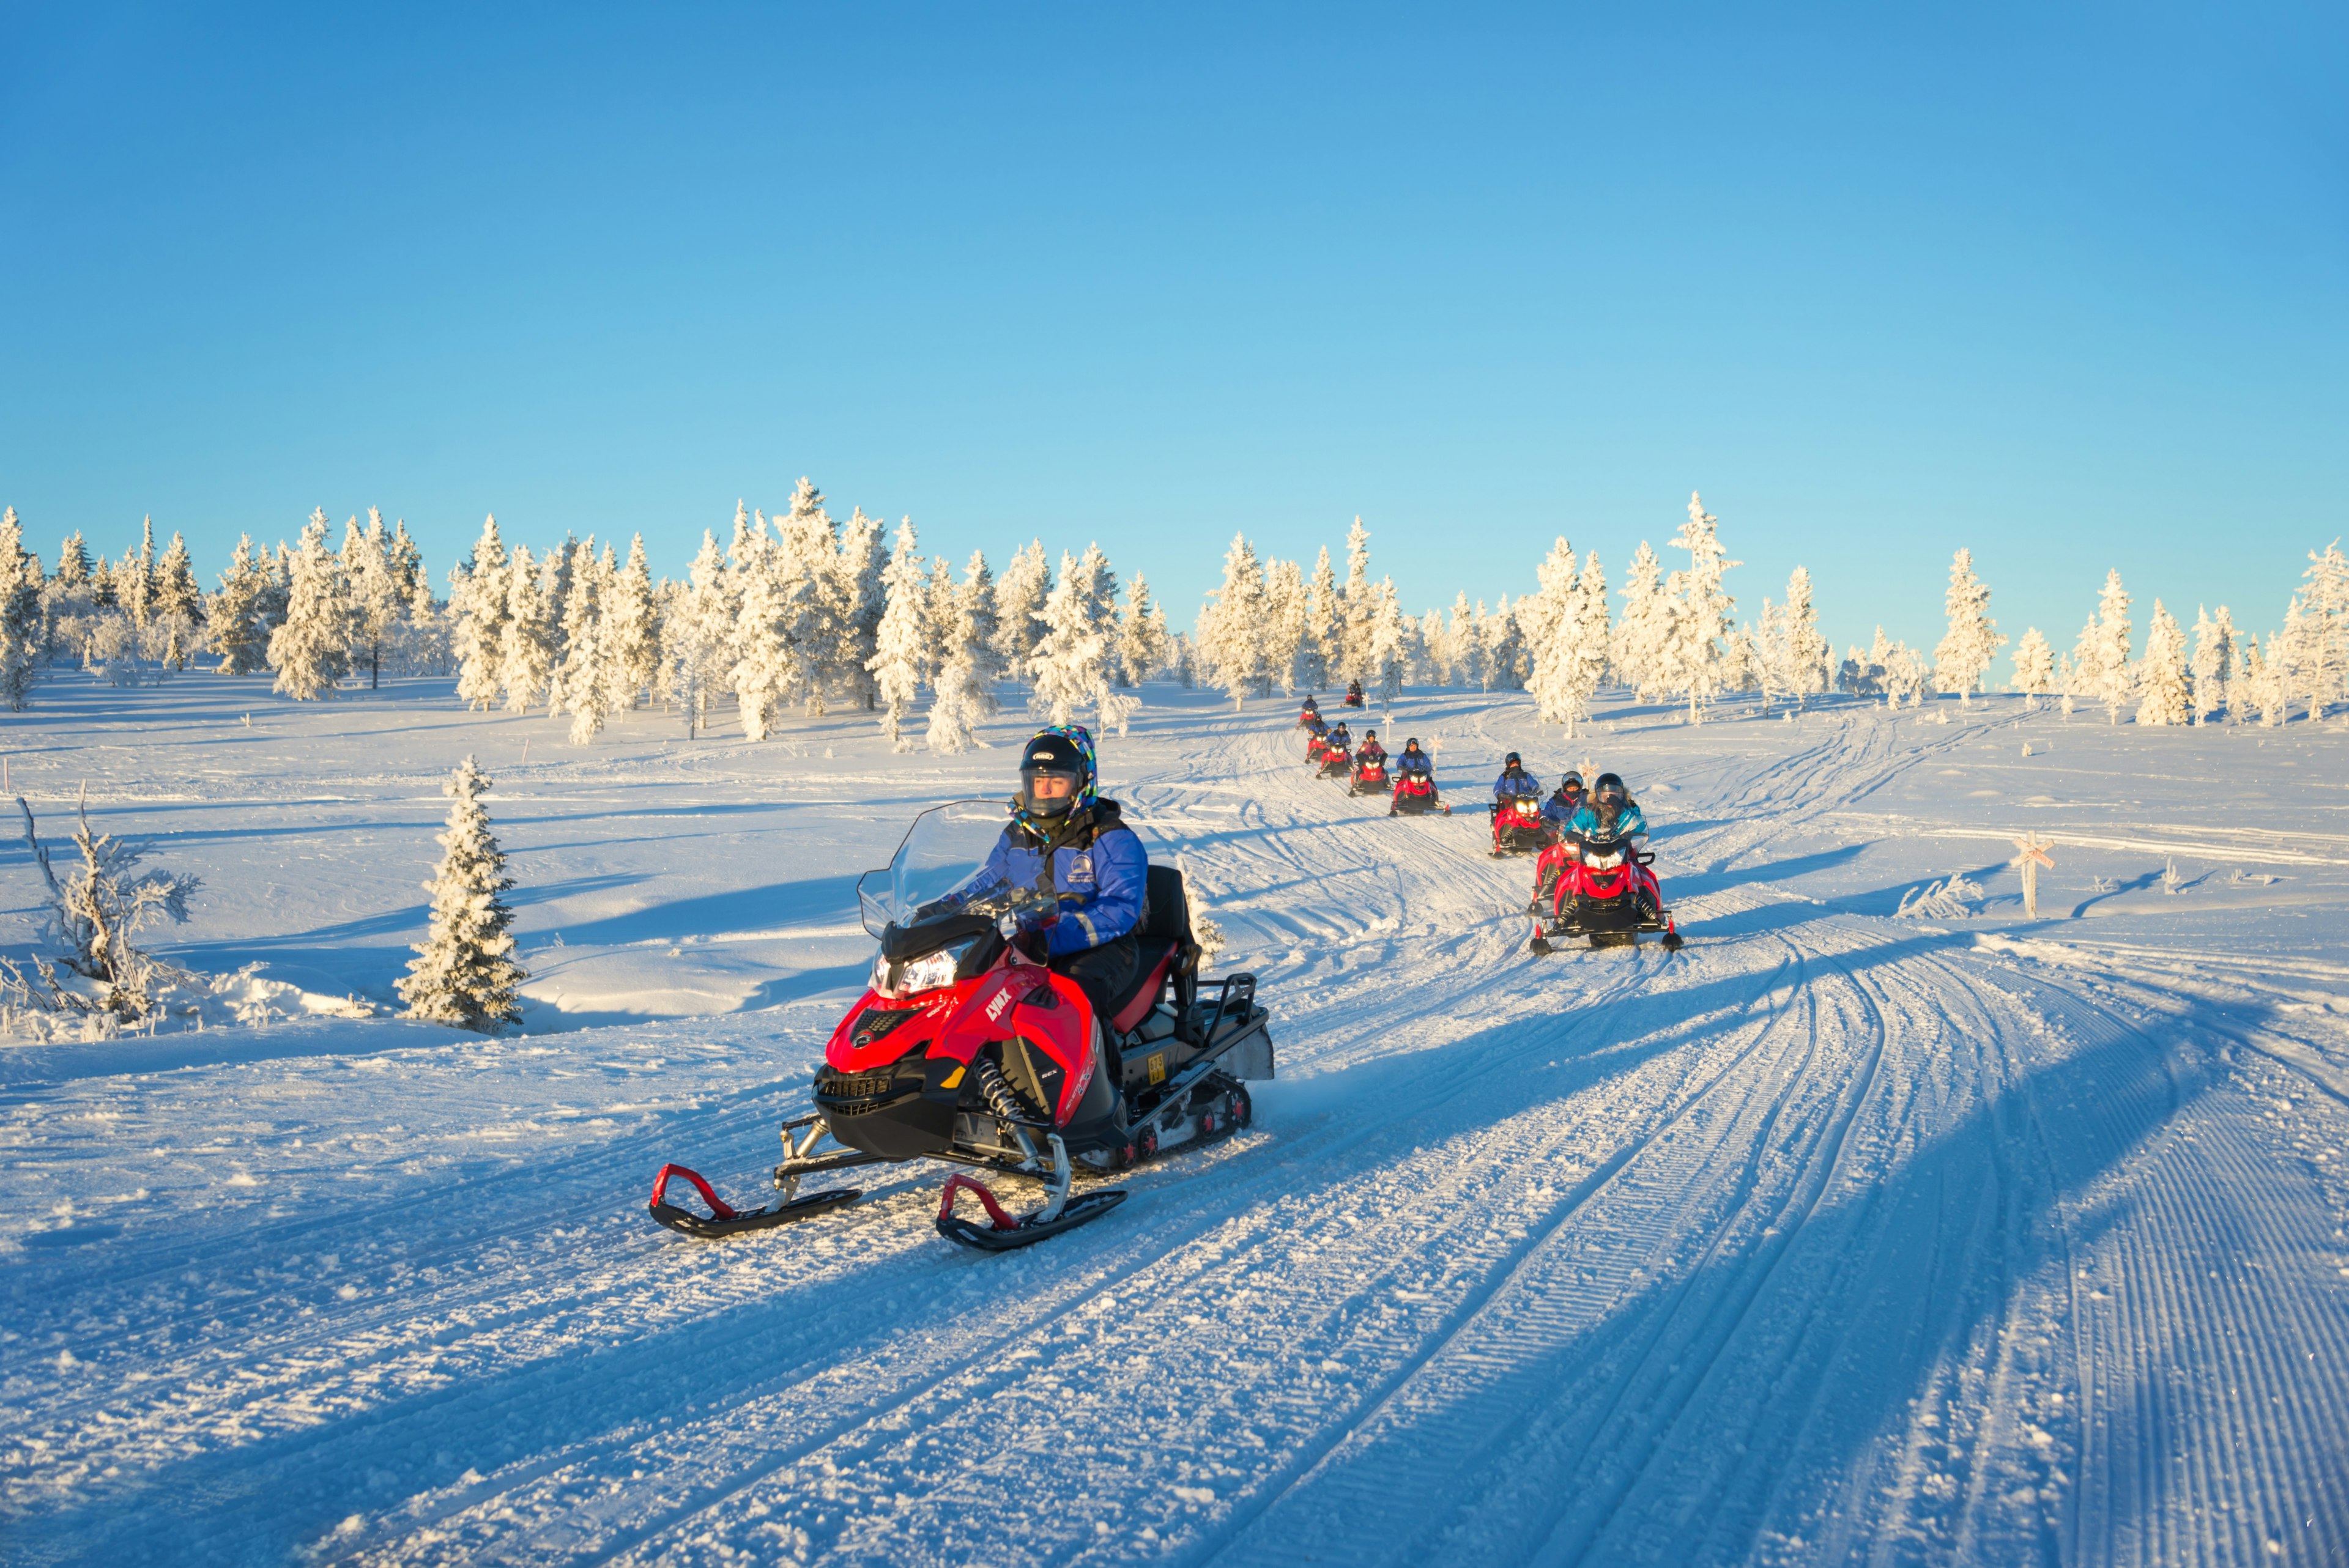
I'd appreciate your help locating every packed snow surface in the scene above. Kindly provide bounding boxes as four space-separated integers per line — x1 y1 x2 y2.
6 678 2348 1566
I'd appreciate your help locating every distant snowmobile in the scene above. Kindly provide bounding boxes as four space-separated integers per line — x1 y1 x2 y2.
1348 750 1389 796
1296 697 1324 728
650 802 1275 1251
1316 744 1353 780
1341 680 1365 708
1389 774 1449 815
1529 832 1681 953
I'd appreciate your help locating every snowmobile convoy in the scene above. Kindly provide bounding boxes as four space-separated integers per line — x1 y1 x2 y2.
1490 794 1549 856
649 802 1275 1251
1529 832 1682 953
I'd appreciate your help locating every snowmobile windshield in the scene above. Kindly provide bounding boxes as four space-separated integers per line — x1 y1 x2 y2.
856 800 1018 937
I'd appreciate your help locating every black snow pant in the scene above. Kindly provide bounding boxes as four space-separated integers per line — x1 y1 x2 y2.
1052 933 1140 1033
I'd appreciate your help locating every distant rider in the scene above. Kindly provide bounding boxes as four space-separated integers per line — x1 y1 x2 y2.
1540 770 1586 834
1389 737 1438 814
1354 729 1388 769
1299 693 1322 727
1321 720 1352 758
1344 678 1365 707
1493 752 1542 805
947 726 1146 1024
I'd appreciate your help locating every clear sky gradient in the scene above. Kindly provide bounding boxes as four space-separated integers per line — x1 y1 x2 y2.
4 4 2342 660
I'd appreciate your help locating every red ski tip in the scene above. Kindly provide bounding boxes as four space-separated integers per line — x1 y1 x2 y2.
651 1163 738 1222
938 1173 1020 1232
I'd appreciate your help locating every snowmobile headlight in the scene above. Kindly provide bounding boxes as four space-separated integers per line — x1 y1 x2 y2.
877 937 980 998
1583 849 1623 870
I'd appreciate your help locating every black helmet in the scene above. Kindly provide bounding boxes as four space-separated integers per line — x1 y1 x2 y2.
1594 771 1625 803
1403 736 1422 749
1560 770 1584 789
1362 729 1377 741
1504 752 1522 767
1018 728 1093 819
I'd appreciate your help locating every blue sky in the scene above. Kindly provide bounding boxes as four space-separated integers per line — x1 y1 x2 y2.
3 4 2342 659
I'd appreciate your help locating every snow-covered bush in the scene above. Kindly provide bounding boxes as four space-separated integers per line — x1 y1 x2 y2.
1895 873 1986 920
1 792 201 1030
398 756 527 1034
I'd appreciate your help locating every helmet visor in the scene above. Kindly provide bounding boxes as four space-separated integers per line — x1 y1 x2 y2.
1020 766 1082 816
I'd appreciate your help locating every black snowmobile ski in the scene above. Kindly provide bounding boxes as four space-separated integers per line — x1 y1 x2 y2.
935 1175 1129 1251
648 1163 860 1239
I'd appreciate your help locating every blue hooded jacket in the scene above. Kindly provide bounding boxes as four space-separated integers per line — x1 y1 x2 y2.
1566 799 1648 845
964 802 1148 956
1493 767 1543 802
1395 747 1434 780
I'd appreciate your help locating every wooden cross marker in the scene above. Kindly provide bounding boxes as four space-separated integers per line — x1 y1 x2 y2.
2013 830 2055 919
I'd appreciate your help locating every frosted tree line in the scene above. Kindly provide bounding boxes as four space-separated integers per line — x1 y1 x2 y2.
6 491 2342 734
1194 497 1834 729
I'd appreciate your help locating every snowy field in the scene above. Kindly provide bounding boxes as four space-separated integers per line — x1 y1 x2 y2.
6 676 2348 1566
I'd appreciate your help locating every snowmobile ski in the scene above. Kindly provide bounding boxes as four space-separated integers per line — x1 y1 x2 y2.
934 1172 1128 1251
648 1163 860 1239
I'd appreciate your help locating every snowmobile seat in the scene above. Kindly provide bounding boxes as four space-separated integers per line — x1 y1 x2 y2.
1104 866 1198 1036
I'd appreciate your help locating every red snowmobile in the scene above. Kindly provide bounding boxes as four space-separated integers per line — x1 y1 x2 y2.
1389 773 1449 816
1296 700 1324 729
1316 744 1353 781
1348 752 1389 796
1489 794 1550 856
1341 681 1365 708
1529 832 1682 953
650 802 1275 1251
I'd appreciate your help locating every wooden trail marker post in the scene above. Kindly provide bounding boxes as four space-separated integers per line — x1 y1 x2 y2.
2013 832 2055 919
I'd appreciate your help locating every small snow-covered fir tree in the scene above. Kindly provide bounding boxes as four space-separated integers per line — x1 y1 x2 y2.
1526 538 1584 730
1338 517 1376 686
731 515 807 742
268 509 353 700
1263 558 1309 695
993 540 1052 676
208 533 273 675
833 507 887 711
603 534 660 714
771 479 840 717
546 537 605 726
2189 604 2237 725
1198 533 1270 711
926 552 1004 755
1779 568 1829 708
2090 569 2134 723
2011 627 2054 707
342 511 403 689
2240 632 2286 726
1303 547 1341 690
1119 571 1173 684
670 530 735 734
496 546 554 712
1933 547 2005 705
451 516 510 708
1448 594 1485 691
1565 552 1610 727
1 508 42 711
1368 577 1408 720
2295 540 2346 719
1664 492 1739 723
151 530 204 671
1030 544 1135 736
1483 596 1526 690
2136 600 2189 725
1614 542 1666 700
866 520 927 749
398 756 526 1034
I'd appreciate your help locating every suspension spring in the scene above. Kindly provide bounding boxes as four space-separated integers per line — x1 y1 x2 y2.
971 1054 1042 1125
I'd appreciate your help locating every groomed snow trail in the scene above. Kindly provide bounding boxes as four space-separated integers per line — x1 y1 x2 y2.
6 690 2346 1566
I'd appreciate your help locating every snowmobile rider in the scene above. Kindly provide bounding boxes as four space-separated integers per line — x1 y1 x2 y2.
1299 693 1321 722
1344 678 1365 706
1493 752 1542 804
1394 738 1434 785
1567 772 1648 851
955 726 1148 1025
1354 729 1388 768
1323 720 1353 754
1541 771 1586 833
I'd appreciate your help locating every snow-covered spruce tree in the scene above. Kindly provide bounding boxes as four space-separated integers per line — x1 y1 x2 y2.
2241 632 2285 726
1303 547 1341 690
546 537 604 725
834 508 886 710
1614 542 1666 700
1482 596 1526 690
1565 552 1610 727
1526 538 1584 730
2011 627 2054 706
1263 558 1309 695
603 535 660 714
208 534 273 675
1030 544 1135 736
993 540 1052 678
151 530 204 671
926 553 1004 754
3 790 201 1027
670 530 734 735
2089 569 2134 723
1882 638 1929 708
398 756 525 1034
2136 600 2189 726
771 479 840 716
1779 568 1830 708
867 519 927 749
116 516 157 629
1197 533 1271 711
1 508 41 711
267 509 354 700
730 516 805 743
451 515 510 708
341 511 403 689
1447 594 1485 691
1932 547 2004 706
2189 605 2237 724
494 545 552 712
1339 517 1375 686
1119 572 1173 685
923 554 960 682
2296 540 2347 717
1663 492 1739 723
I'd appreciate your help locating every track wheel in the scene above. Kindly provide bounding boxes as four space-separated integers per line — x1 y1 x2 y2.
1226 1084 1253 1128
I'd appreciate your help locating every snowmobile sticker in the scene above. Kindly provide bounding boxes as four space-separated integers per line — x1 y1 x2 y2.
1147 1051 1167 1085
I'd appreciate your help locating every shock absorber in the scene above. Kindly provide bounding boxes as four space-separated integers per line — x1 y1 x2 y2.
970 1054 1045 1166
